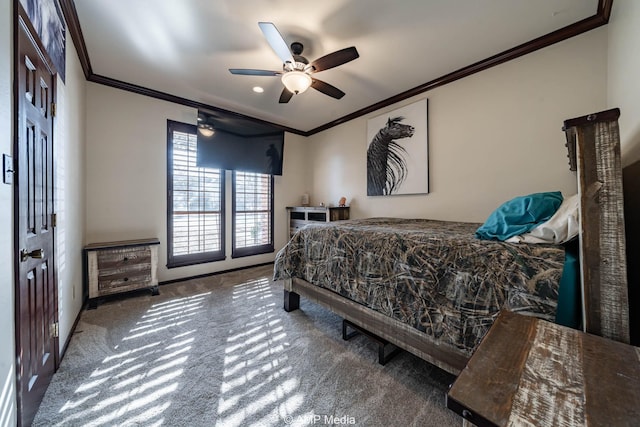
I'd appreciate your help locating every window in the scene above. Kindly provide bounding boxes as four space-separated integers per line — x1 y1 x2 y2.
167 121 276 267
167 120 225 268
232 171 274 258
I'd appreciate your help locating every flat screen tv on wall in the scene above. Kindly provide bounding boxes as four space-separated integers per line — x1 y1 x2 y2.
196 110 285 176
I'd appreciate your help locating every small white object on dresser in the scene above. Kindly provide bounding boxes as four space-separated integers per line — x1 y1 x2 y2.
84 238 160 309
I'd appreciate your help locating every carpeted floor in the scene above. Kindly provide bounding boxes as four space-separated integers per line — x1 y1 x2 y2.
33 265 461 426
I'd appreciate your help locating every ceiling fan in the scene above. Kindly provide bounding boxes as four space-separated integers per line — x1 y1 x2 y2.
229 22 359 103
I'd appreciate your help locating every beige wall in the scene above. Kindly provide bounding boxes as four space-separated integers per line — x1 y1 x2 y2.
0 0 16 424
307 28 607 223
55 40 87 352
608 0 640 166
85 83 310 282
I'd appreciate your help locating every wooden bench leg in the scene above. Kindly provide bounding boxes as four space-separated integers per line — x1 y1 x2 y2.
284 290 300 312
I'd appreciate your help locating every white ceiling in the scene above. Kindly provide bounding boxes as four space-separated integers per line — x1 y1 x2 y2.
73 0 600 133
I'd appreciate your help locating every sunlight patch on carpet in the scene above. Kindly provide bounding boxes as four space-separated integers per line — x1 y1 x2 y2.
216 278 302 426
56 292 210 426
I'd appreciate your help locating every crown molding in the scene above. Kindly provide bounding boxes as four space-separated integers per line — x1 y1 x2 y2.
88 73 304 135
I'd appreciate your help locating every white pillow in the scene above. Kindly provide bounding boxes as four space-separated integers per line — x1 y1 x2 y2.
506 194 579 244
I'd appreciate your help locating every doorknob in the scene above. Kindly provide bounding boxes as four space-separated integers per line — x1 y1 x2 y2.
20 248 44 262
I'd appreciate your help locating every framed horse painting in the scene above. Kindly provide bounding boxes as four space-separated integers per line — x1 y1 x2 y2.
366 99 429 196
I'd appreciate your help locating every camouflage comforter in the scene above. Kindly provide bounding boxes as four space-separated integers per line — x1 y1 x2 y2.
273 218 564 356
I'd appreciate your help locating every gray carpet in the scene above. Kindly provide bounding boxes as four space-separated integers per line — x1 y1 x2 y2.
33 265 461 426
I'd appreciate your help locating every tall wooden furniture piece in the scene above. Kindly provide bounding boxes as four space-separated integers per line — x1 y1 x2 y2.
447 310 640 427
286 206 350 238
84 238 160 308
563 108 630 344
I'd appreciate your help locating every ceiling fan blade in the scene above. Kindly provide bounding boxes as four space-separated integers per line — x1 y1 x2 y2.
309 47 359 73
279 88 294 103
311 78 345 99
229 69 281 76
258 22 294 64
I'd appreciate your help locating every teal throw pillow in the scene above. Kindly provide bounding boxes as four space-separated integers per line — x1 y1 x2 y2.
475 191 563 241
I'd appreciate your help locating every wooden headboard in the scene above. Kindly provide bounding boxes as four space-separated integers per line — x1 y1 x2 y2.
563 109 631 344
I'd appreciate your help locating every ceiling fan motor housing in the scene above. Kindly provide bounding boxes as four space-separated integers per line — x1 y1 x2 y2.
291 42 304 55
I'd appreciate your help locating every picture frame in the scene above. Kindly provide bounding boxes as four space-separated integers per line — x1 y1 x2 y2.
366 98 429 196
19 0 66 82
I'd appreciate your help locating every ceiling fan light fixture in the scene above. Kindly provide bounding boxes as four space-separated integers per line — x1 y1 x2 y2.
281 71 312 95
198 124 215 137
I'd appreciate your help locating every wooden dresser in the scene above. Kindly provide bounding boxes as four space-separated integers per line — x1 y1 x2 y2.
84 238 160 308
286 206 350 238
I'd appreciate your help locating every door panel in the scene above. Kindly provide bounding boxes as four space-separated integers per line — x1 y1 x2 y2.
15 14 58 427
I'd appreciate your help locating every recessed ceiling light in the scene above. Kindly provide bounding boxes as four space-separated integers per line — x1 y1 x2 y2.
252 86 264 93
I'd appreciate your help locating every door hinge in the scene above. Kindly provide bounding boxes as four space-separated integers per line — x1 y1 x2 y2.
51 213 57 227
49 322 59 338
51 102 56 117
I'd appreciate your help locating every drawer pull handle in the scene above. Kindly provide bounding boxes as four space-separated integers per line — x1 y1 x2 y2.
123 277 129 282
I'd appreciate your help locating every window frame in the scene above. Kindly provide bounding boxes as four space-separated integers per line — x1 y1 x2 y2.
231 171 275 258
166 120 225 268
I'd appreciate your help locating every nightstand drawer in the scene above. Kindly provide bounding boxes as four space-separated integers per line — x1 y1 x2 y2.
98 271 153 295
97 246 151 270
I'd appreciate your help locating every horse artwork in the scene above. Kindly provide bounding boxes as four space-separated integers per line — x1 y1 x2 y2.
367 117 415 195
366 99 429 196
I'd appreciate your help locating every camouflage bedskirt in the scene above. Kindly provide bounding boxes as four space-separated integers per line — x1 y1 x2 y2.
273 218 565 356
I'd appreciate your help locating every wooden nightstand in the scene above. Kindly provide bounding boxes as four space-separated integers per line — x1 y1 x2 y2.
446 310 640 427
84 238 160 308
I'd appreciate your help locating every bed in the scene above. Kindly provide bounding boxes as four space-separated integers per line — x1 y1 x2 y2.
273 109 631 375
273 217 569 373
